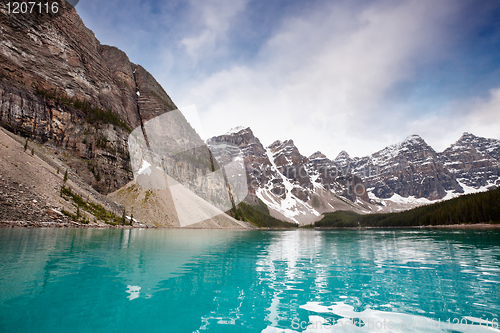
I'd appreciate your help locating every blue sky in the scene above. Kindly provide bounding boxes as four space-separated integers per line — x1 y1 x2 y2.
77 0 500 158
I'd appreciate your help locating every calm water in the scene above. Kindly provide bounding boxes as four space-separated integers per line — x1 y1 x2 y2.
0 228 499 333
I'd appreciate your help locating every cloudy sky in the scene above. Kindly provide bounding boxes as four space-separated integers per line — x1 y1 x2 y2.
77 0 500 158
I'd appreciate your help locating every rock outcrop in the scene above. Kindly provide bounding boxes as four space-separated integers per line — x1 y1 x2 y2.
207 127 284 204
0 0 177 194
342 135 463 200
0 3 256 228
440 132 500 189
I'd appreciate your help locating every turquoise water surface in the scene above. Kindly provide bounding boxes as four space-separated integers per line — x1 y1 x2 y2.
0 228 499 332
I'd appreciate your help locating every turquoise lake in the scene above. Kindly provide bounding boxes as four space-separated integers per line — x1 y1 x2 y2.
0 228 499 332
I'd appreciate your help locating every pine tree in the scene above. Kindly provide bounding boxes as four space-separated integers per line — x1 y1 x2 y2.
122 209 126 225
63 170 68 183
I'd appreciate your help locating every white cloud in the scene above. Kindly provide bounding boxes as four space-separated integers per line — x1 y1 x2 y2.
397 87 500 153
176 0 463 158
467 88 500 139
180 0 248 61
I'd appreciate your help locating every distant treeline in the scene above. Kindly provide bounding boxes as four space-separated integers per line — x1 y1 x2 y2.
315 187 500 228
230 199 297 228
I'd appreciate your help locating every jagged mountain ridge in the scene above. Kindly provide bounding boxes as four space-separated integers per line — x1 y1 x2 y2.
340 135 463 200
441 132 500 189
332 133 499 201
209 128 500 225
210 128 376 224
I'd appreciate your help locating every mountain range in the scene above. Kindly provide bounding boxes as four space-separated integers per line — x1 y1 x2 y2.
208 128 500 225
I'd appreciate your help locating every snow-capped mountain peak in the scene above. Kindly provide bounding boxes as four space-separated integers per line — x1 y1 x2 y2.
225 126 250 135
441 132 500 189
334 150 351 167
335 150 350 160
309 151 328 161
404 134 424 143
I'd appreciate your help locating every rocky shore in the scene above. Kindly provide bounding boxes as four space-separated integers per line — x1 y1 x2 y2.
0 221 153 229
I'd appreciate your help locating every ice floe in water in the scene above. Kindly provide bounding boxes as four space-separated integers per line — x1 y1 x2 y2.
262 302 500 332
126 285 141 301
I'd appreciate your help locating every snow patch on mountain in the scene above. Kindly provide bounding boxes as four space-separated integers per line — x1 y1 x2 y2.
225 126 249 135
442 181 491 201
386 193 433 205
255 148 320 224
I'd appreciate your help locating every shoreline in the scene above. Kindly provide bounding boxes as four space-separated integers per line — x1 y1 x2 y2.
0 221 154 229
313 223 500 230
0 220 253 230
418 223 500 229
2 221 500 230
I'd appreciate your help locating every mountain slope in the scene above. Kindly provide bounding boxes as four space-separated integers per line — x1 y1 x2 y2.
108 180 252 229
208 128 321 225
0 126 125 226
441 132 500 190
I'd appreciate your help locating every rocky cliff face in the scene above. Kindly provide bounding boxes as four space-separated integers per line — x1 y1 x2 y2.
0 3 252 227
441 132 500 189
209 128 370 224
309 151 368 203
0 0 177 194
343 135 463 200
267 139 313 202
207 127 284 204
